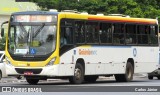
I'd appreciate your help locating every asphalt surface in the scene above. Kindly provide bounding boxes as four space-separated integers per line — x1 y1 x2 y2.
1 75 160 95
0 75 160 92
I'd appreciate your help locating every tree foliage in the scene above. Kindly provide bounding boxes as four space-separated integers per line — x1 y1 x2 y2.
0 36 6 50
0 0 159 50
25 0 160 18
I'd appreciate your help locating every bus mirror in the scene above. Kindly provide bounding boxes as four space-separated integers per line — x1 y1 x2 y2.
1 28 4 37
1 21 9 37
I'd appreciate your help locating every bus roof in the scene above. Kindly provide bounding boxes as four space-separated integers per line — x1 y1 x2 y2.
88 15 157 25
11 11 157 25
11 11 59 15
59 12 157 25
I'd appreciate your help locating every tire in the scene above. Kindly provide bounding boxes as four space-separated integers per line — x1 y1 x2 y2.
115 62 134 82
157 76 160 80
115 74 123 82
148 76 153 80
84 76 98 83
148 75 153 80
26 79 39 85
0 71 2 80
69 63 84 84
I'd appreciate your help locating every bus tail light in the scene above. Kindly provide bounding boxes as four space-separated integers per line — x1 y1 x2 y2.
46 57 56 66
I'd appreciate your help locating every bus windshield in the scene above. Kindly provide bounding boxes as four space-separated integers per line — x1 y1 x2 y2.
8 15 57 56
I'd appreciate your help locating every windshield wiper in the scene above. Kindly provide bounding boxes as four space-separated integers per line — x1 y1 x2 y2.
33 23 45 38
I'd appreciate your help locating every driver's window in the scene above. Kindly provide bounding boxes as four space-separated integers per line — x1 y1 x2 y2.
60 27 67 46
60 19 73 47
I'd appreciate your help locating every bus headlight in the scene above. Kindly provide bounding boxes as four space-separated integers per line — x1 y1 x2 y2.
46 57 56 66
6 57 13 66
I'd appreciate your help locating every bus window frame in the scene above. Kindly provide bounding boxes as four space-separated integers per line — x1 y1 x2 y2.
60 18 159 47
74 20 86 45
125 23 137 45
112 23 125 45
85 21 100 45
99 22 113 45
60 19 74 47
148 25 159 46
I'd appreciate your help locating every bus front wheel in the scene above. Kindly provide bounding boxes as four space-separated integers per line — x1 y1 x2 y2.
69 63 84 84
115 62 134 82
157 76 160 80
26 79 39 85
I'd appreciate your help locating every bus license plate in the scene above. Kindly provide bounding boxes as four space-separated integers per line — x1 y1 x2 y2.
24 71 33 75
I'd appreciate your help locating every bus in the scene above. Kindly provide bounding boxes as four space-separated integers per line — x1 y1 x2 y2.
1 11 159 84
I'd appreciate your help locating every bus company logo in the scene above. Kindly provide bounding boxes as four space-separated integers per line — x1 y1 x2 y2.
2 87 11 92
79 49 97 55
1 87 42 92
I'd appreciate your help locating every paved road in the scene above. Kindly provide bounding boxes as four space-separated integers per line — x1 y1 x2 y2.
0 75 148 85
0 75 160 92
1 76 160 95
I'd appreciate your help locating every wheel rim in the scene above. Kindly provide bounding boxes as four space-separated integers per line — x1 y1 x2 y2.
75 68 82 80
127 67 132 79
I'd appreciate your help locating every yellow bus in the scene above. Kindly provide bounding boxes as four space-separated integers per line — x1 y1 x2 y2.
1 11 159 84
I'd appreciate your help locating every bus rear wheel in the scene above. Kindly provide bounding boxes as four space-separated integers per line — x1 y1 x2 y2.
115 62 133 82
148 75 153 80
0 71 2 80
26 78 39 85
69 63 84 84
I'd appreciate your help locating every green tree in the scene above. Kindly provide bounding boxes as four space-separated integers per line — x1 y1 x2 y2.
30 0 160 18
134 0 160 18
0 36 6 50
30 0 59 10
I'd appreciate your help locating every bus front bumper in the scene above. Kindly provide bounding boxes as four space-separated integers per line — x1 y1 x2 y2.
5 63 74 77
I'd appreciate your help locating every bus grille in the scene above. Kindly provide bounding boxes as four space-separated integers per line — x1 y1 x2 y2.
15 68 42 74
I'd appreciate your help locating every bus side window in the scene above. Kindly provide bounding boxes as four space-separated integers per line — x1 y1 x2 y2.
86 22 99 43
113 24 124 44
99 23 112 44
60 27 73 45
125 24 136 44
137 25 148 45
60 27 66 46
149 25 158 45
75 21 85 44
65 27 73 44
60 19 73 46
86 23 94 43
